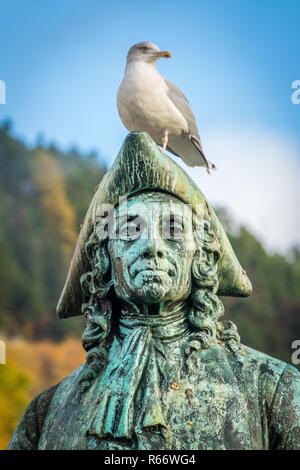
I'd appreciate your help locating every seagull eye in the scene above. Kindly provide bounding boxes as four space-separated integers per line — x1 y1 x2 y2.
141 46 149 52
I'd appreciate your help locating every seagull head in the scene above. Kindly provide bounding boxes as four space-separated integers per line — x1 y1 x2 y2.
126 42 172 66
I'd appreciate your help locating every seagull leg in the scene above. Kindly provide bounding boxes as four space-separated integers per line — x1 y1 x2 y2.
162 130 168 152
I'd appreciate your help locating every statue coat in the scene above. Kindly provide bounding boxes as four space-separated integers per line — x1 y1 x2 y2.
7 339 300 450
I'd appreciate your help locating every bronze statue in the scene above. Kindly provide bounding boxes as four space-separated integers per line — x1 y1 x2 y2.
8 132 300 450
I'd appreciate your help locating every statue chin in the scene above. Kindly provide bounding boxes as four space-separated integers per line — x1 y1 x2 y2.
139 284 166 304
133 270 172 304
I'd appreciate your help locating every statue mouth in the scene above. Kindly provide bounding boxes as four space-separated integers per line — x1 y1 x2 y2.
132 266 176 279
135 268 167 281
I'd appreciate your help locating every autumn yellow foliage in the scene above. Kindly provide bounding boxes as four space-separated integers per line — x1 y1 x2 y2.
32 150 77 263
0 362 29 450
0 336 85 449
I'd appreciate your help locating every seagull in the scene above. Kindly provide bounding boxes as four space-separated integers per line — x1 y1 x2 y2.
117 41 215 171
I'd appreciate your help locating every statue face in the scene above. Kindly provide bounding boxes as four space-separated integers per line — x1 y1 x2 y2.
107 191 196 307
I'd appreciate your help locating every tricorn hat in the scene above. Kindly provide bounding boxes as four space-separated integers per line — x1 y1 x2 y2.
57 132 252 318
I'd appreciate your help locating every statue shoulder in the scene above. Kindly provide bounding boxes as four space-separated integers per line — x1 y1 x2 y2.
237 344 300 388
239 344 295 375
234 344 300 448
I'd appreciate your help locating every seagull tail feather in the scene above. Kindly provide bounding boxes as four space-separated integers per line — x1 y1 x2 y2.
205 157 217 175
190 136 217 174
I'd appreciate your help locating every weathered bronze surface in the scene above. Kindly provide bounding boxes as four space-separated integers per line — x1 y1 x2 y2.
8 132 300 450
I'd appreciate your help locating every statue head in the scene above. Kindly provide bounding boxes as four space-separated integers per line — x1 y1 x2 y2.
56 132 252 391
107 191 196 308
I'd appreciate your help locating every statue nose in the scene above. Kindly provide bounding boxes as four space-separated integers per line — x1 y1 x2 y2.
141 236 165 259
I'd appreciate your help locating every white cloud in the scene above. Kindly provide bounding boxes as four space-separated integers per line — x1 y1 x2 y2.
178 128 300 253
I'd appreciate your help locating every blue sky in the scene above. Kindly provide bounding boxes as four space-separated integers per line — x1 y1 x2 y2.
0 0 299 250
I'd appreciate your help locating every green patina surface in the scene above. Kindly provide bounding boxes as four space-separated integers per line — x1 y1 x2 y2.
57 132 252 320
7 133 300 450
7 342 300 450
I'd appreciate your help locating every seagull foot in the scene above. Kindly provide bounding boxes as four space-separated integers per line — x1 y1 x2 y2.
162 130 168 153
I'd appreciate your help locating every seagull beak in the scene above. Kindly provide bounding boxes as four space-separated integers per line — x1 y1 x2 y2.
156 50 172 59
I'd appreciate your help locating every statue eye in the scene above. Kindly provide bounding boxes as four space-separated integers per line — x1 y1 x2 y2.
162 216 184 241
170 223 184 238
119 218 144 241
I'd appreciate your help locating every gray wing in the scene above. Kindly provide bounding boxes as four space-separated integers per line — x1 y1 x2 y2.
164 78 215 171
164 77 204 153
